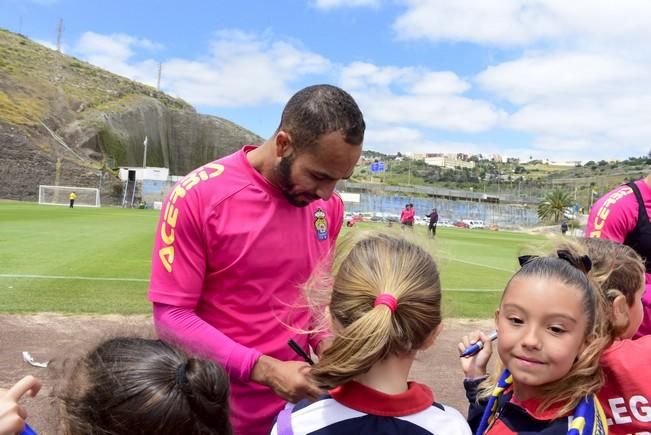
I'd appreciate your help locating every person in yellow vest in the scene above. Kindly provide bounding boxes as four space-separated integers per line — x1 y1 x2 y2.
69 191 77 208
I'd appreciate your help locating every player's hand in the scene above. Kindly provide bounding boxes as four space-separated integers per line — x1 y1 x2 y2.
251 356 323 403
0 375 41 435
458 330 493 378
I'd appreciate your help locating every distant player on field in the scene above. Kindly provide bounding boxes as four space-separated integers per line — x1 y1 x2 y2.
68 191 77 208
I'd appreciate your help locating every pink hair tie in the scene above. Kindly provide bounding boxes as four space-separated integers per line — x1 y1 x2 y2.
374 293 398 313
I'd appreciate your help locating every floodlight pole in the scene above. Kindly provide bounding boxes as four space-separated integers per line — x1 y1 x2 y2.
143 136 148 168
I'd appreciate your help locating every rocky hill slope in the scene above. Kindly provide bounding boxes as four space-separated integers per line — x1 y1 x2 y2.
0 28 263 203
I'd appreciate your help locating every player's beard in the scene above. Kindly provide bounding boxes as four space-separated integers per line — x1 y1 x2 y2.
276 154 317 207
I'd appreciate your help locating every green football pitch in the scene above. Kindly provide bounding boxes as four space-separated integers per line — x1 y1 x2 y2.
0 201 549 317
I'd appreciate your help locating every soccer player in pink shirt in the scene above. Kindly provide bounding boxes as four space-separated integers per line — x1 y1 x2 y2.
148 84 365 435
586 174 651 337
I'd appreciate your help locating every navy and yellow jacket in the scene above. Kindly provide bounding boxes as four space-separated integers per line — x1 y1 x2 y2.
465 378 606 435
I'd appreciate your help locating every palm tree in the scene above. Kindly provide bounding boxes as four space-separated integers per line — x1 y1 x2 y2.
538 188 573 223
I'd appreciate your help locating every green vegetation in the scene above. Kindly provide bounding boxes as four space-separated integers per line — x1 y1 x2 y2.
537 188 573 223
0 89 45 126
355 151 650 208
98 129 127 165
0 202 548 318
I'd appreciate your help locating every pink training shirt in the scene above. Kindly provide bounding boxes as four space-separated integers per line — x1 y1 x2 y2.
586 179 651 337
148 146 343 434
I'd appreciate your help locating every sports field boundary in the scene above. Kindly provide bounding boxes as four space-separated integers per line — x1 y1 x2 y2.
0 273 502 292
0 274 148 282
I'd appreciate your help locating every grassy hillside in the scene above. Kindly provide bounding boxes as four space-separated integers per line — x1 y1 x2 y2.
0 28 191 128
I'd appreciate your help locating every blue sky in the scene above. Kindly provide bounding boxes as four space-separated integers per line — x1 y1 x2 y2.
2 0 650 162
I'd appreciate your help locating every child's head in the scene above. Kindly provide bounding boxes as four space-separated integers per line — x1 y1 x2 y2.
580 238 645 339
60 337 232 435
492 247 607 412
310 232 441 389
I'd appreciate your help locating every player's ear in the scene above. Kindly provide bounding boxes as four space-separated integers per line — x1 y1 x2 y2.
275 131 293 158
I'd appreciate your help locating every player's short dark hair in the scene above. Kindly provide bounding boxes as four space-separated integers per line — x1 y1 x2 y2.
277 84 365 152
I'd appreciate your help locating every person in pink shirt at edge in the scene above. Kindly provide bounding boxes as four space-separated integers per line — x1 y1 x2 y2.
585 174 651 337
147 84 365 435
400 203 415 229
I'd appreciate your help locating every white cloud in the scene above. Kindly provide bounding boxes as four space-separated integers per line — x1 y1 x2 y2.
34 38 58 51
508 98 651 149
73 30 330 107
312 0 381 10
367 133 499 156
359 92 503 132
364 126 503 156
393 0 651 47
394 0 561 45
341 62 505 133
473 50 651 161
407 71 470 95
476 52 650 105
341 62 415 90
76 32 161 63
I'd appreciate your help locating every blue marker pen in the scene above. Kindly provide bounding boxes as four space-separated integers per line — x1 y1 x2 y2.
20 423 37 435
460 330 498 358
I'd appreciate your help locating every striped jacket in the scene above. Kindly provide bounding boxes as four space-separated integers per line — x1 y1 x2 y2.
465 379 607 434
270 381 471 435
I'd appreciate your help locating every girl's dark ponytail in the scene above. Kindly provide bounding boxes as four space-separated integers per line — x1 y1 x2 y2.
184 358 232 435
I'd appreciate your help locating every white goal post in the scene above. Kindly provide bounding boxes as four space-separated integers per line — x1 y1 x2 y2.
38 185 101 207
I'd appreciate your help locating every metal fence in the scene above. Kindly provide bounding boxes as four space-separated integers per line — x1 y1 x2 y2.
342 192 539 228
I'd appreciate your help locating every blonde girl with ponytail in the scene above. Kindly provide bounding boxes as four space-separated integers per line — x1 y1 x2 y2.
270 232 471 435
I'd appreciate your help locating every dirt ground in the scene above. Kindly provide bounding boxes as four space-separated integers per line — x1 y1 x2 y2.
0 314 492 434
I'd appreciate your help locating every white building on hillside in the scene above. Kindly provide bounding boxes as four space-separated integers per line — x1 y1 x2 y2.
548 160 582 167
118 166 169 181
424 156 475 169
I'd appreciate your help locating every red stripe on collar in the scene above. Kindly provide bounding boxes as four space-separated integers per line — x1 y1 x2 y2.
330 381 434 417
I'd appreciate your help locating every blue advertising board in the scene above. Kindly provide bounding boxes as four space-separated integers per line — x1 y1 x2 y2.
371 161 385 173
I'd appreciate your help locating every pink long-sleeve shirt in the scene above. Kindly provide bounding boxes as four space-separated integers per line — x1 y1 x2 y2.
148 146 342 434
586 179 651 337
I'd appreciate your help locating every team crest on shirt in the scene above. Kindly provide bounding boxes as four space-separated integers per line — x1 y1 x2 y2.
313 208 328 241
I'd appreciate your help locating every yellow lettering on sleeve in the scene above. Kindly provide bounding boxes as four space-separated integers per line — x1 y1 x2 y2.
598 206 610 221
165 204 179 228
181 172 201 191
594 217 605 231
160 222 175 245
158 246 174 273
206 163 225 178
170 185 186 204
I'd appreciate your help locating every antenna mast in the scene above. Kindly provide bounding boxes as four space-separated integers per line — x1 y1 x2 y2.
56 18 64 52
157 62 162 91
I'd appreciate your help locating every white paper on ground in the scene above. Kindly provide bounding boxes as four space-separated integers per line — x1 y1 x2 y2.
22 351 49 368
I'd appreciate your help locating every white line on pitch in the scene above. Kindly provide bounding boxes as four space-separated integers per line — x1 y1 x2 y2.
442 257 516 273
444 288 502 292
0 274 148 282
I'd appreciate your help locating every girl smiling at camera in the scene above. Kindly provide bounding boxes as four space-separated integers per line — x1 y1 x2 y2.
460 248 610 434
